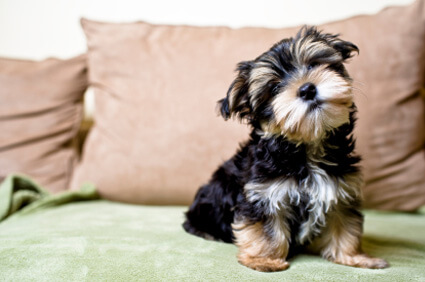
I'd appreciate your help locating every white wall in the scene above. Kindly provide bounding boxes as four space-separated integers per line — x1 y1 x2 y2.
0 0 415 60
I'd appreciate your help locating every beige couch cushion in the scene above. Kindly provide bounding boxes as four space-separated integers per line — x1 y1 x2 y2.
321 1 425 211
73 0 425 210
0 55 88 193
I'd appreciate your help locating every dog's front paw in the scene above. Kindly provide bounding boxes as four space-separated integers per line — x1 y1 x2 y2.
355 255 389 269
238 255 290 272
334 254 389 269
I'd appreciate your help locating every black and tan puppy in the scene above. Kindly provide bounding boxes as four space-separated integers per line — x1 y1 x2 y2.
183 26 389 272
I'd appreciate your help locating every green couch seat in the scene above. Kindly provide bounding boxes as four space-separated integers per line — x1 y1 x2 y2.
1 199 425 281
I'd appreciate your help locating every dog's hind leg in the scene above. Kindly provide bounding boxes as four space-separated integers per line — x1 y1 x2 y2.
310 206 389 269
183 180 236 243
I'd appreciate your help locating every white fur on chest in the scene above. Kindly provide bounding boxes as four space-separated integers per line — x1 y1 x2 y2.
244 162 361 244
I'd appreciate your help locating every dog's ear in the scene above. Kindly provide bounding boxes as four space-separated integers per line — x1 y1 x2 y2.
332 39 359 61
218 61 253 121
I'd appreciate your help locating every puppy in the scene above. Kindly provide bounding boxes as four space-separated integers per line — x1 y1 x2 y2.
183 26 388 272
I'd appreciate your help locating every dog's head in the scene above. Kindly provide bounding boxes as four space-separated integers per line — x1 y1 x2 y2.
219 26 359 143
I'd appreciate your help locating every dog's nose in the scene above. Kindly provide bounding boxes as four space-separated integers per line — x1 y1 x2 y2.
298 83 317 101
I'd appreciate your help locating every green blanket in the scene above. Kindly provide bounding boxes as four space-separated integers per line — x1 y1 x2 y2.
0 175 424 281
0 174 99 221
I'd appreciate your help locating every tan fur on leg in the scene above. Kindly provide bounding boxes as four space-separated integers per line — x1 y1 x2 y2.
232 218 290 272
310 208 389 269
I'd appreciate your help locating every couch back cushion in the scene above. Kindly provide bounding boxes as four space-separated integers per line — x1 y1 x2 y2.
73 0 425 210
0 55 88 192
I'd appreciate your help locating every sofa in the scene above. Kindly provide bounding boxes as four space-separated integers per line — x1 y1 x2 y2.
1 0 425 280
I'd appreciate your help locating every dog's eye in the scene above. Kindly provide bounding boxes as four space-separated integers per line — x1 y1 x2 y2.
328 63 344 74
271 84 281 96
307 62 319 70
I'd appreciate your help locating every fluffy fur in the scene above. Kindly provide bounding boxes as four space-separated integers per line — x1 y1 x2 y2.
183 26 389 272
